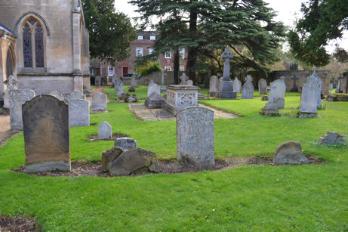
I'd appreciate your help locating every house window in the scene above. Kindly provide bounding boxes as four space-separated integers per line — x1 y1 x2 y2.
148 48 154 55
150 35 156 41
164 51 172 59
164 65 172 71
136 47 144 57
22 17 45 68
137 35 144 40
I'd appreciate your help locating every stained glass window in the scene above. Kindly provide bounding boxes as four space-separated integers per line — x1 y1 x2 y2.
23 24 33 68
35 25 44 68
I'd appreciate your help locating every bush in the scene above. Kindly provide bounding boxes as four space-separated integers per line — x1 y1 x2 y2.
136 61 161 77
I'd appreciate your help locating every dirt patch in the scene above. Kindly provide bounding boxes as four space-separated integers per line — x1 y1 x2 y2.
14 155 321 177
88 133 129 142
0 216 39 232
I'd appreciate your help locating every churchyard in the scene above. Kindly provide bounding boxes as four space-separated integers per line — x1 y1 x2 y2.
0 80 347 230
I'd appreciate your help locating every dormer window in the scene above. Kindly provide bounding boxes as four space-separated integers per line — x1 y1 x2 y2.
150 35 156 41
138 35 144 40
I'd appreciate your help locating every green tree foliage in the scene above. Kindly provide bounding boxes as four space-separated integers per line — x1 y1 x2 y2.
288 0 348 66
130 0 285 83
82 0 135 60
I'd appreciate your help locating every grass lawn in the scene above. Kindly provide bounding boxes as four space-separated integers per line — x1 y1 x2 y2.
0 86 347 231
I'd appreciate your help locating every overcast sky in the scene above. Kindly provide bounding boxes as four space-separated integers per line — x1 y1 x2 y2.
114 0 348 52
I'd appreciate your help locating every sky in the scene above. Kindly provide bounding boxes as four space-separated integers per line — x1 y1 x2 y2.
114 0 348 52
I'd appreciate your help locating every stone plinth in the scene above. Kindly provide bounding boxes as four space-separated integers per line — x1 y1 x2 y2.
164 85 199 115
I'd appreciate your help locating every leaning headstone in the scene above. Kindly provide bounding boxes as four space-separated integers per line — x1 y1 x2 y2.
179 73 189 85
115 137 137 151
299 73 319 118
98 121 112 140
261 77 286 116
69 99 90 127
10 89 36 130
49 90 65 101
220 47 236 99
233 78 242 93
242 75 254 99
320 132 346 145
258 78 268 95
176 107 215 169
23 95 70 172
91 92 107 112
273 141 309 165
209 75 219 97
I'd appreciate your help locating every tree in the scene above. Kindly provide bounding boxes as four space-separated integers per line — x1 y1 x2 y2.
82 0 135 60
288 0 348 66
130 0 285 83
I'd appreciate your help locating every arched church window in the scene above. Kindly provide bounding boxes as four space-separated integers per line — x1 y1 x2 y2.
22 17 45 68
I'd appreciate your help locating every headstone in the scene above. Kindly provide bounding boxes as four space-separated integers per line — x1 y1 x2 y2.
98 121 112 140
145 81 163 109
4 75 18 108
49 90 65 101
220 47 236 99
258 78 268 95
179 73 189 85
273 141 309 165
176 107 215 169
320 132 346 145
209 75 219 97
10 89 36 130
22 95 70 172
242 75 254 99
311 72 323 108
91 92 107 112
130 76 138 88
69 99 90 127
147 80 161 97
299 72 320 118
114 77 124 97
233 78 242 93
115 137 137 151
261 77 286 115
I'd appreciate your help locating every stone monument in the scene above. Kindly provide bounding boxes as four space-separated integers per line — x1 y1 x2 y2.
209 75 219 97
299 73 320 118
164 85 199 115
258 78 268 95
220 47 236 99
261 77 286 116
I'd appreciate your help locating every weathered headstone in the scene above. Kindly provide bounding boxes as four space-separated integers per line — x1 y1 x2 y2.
98 121 112 140
220 47 236 99
261 77 286 115
69 99 90 127
23 95 70 172
233 78 242 93
258 78 268 95
10 89 36 130
299 72 320 118
320 132 346 145
176 107 215 169
145 81 163 109
91 92 107 112
242 75 254 99
115 137 137 151
209 75 219 97
179 73 189 85
114 77 124 98
273 141 309 165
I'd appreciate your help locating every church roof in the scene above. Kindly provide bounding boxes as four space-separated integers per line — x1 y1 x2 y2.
0 23 15 37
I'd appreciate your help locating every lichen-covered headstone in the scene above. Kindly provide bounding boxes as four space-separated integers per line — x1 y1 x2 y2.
115 137 137 151
242 75 254 99
10 89 36 130
91 92 107 112
274 141 309 165
69 99 90 127
176 107 215 169
23 95 70 172
98 121 112 140
258 78 268 95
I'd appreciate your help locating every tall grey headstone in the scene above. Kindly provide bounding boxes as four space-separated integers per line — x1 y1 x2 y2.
262 77 286 115
91 92 107 112
147 80 161 97
69 99 90 127
220 47 236 99
10 89 36 130
113 77 124 97
300 73 319 117
258 78 268 95
242 75 254 99
176 107 215 169
98 121 112 140
233 78 242 93
209 75 219 97
23 95 70 172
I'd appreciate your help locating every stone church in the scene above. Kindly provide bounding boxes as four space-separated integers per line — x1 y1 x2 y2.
0 0 90 106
